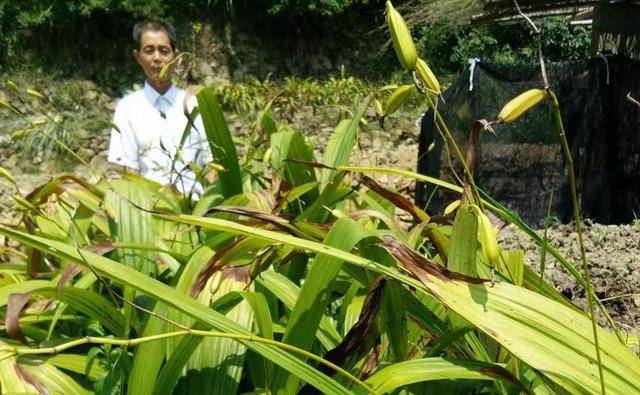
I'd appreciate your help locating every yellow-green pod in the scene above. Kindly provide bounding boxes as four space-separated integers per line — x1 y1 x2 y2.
0 166 17 186
26 89 48 101
472 205 500 267
384 84 415 117
415 58 441 94
386 1 417 70
498 88 546 123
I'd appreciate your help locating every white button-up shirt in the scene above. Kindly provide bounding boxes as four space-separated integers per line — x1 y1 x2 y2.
107 82 212 195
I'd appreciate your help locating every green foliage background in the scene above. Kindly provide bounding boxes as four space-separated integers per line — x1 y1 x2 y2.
1 0 590 83
417 18 591 77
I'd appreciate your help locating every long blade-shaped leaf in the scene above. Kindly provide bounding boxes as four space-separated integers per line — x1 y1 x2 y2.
320 95 371 189
0 226 354 395
178 270 252 395
273 217 374 393
105 179 156 276
363 358 505 394
197 88 242 198
138 214 640 394
36 287 125 336
257 270 341 350
20 360 89 394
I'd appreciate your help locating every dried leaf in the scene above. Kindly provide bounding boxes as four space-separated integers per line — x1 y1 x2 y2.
190 239 244 298
56 264 82 290
361 176 429 222
208 205 293 233
380 235 487 285
15 363 49 395
323 277 386 367
300 278 386 395
85 242 117 256
6 292 32 344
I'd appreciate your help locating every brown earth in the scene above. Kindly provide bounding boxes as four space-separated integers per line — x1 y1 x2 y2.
500 223 640 333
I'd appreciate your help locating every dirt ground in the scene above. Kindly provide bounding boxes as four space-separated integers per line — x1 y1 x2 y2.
500 223 640 332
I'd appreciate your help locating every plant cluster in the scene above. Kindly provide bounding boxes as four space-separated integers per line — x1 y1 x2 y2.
212 75 424 119
0 77 111 164
0 3 639 394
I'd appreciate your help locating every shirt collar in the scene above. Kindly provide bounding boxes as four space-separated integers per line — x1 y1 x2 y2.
143 81 178 108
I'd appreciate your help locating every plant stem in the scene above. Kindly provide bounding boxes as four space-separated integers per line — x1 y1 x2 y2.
539 187 554 292
548 91 606 395
0 329 374 394
424 94 483 205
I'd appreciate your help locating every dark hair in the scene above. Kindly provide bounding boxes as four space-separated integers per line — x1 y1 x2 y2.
133 20 177 51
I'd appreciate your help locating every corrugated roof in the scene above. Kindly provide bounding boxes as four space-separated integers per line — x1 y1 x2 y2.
402 0 640 27
472 0 598 24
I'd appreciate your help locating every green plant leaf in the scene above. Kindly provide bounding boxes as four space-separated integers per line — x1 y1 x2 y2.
320 95 371 189
0 226 354 395
256 270 341 350
0 280 54 307
362 358 506 394
35 287 125 336
45 353 106 381
142 214 640 394
0 344 40 393
20 359 89 394
196 88 243 198
175 270 253 395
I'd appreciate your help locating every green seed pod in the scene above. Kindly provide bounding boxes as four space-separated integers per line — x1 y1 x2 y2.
11 129 29 140
373 99 384 116
0 99 22 116
26 89 48 101
0 166 17 186
386 1 417 71
472 205 500 268
415 58 441 94
498 89 546 124
6 80 20 95
384 84 415 117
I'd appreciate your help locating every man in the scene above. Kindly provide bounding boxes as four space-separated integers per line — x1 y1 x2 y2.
107 20 212 195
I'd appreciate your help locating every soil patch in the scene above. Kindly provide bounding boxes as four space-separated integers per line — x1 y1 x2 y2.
500 223 640 332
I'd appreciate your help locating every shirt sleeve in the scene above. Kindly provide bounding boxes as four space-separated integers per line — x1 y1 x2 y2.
107 101 140 170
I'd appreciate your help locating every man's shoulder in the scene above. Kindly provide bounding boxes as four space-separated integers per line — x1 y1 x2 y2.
116 88 146 109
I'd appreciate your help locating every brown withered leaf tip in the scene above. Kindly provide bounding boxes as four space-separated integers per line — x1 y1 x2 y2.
380 235 488 285
359 342 381 380
361 175 425 222
15 363 49 395
56 264 83 290
6 292 32 344
85 242 117 256
190 239 243 298
221 265 251 284
322 276 386 368
299 277 386 395
207 205 293 232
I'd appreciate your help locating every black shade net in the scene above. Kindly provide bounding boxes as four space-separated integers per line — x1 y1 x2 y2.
416 55 640 225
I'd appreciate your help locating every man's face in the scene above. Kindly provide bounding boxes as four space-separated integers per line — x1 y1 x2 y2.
133 29 175 85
